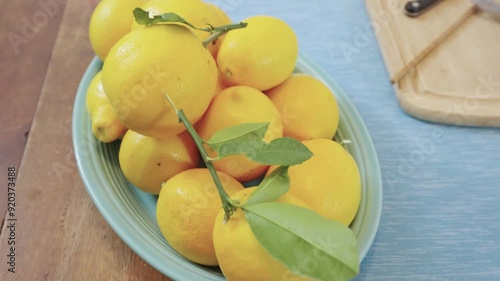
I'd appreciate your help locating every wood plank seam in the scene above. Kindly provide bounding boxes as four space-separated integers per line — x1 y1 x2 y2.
0 0 69 236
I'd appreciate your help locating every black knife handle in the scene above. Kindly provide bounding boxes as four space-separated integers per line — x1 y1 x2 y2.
405 0 440 17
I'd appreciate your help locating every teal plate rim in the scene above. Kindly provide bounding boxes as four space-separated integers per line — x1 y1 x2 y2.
72 54 383 280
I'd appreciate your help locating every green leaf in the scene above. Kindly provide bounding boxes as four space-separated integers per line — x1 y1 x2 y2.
249 137 313 165
133 8 198 30
206 123 269 150
133 8 248 48
133 8 153 25
245 166 290 206
216 137 313 165
244 202 360 281
217 140 266 159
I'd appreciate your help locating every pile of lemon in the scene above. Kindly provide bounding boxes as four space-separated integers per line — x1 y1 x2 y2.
86 0 361 280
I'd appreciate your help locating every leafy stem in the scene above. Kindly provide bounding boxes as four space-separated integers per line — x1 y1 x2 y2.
162 94 359 281
200 23 247 47
164 93 237 222
133 8 248 47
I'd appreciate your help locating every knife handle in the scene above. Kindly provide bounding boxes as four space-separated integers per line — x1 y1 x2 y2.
405 0 440 17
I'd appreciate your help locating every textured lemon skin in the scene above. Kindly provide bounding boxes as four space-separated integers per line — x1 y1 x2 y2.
217 15 298 91
102 24 217 138
197 86 283 182
265 73 340 141
213 187 313 281
118 130 200 194
268 139 361 226
131 0 225 57
89 0 147 61
156 168 244 265
86 71 127 143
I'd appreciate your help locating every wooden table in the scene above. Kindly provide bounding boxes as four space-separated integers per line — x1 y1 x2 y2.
0 0 172 280
2 0 500 280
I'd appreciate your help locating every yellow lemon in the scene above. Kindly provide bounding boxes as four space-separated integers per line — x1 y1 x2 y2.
89 0 147 61
206 3 232 59
268 139 361 226
207 3 232 28
131 0 224 57
86 71 127 142
197 86 283 182
102 24 217 138
217 15 298 91
118 130 200 194
214 73 230 96
157 168 244 265
265 73 340 141
213 187 312 281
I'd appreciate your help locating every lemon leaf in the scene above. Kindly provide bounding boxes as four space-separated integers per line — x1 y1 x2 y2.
133 8 198 29
244 166 290 206
206 123 269 150
133 8 248 47
249 137 313 165
132 8 154 25
217 140 266 159
216 137 312 165
244 202 360 281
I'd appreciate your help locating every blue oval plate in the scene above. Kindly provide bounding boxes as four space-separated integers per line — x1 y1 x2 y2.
72 55 383 280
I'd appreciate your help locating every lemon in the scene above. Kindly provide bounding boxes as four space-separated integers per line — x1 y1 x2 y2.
157 168 244 265
131 0 224 57
214 73 229 96
118 130 200 194
213 187 312 281
207 3 232 29
197 86 283 182
265 73 340 141
102 24 217 138
89 0 147 61
217 15 298 91
268 139 361 226
86 71 127 142
206 3 232 59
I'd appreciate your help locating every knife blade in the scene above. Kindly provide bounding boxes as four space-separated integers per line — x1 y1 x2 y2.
405 0 442 17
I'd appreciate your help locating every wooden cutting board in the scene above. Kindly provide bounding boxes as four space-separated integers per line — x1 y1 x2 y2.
365 0 500 127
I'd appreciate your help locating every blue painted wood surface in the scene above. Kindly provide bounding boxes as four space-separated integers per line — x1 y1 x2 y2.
220 1 500 280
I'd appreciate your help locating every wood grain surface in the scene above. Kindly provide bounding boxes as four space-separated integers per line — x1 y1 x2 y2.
1 1 500 281
0 0 67 226
365 0 500 127
0 0 171 280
